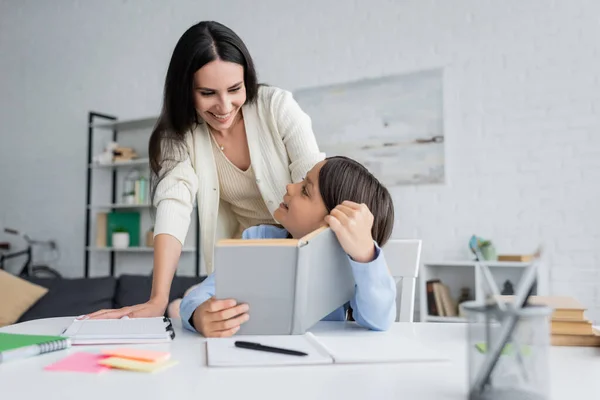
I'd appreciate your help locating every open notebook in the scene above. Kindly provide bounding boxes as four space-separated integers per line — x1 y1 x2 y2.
62 317 175 345
206 332 448 367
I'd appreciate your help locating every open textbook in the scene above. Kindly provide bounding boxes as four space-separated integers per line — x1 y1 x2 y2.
206 332 449 367
215 227 356 335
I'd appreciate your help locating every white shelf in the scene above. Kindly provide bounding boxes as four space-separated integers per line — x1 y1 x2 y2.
90 116 158 131
87 246 196 252
425 260 531 268
88 204 151 209
420 259 543 323
424 316 467 323
89 158 149 168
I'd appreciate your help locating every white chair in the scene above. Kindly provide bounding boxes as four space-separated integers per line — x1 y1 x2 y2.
382 239 422 322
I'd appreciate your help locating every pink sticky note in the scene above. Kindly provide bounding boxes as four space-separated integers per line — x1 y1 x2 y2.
45 352 109 373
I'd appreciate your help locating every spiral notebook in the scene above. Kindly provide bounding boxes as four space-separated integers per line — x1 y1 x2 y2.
0 332 70 364
62 317 175 345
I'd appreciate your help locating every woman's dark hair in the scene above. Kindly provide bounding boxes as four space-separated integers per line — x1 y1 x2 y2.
318 156 395 246
148 21 259 205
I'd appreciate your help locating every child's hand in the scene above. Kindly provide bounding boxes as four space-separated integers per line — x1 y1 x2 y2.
192 297 249 337
325 200 376 263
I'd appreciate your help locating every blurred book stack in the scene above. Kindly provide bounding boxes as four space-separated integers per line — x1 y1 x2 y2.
426 279 458 317
497 254 534 262
500 295 600 347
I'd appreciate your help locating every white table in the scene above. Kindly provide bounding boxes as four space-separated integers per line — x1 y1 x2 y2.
0 317 597 400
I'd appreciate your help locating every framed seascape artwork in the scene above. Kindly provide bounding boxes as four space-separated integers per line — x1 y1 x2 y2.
294 68 444 186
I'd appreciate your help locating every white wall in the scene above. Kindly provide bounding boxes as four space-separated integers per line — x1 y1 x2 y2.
1 1 599 320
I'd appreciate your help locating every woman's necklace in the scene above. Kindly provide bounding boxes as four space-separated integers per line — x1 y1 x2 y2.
209 112 243 152
208 127 225 151
213 135 225 151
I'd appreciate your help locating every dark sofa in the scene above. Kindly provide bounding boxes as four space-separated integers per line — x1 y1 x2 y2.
18 274 206 323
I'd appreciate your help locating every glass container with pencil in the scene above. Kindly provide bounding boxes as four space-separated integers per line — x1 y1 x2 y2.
462 301 551 400
461 249 551 400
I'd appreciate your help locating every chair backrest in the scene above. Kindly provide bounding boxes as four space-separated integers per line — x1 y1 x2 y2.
382 239 422 322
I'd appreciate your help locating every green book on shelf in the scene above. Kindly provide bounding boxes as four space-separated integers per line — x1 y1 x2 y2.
106 211 140 247
0 332 70 364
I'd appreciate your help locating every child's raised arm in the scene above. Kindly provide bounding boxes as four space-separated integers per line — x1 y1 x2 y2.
325 200 397 330
348 248 397 331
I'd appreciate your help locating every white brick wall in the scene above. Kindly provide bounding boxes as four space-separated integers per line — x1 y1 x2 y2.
1 1 599 320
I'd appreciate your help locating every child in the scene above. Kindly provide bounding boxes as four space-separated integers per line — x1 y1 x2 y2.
180 156 396 337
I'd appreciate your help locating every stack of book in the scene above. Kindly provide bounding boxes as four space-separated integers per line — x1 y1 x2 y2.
426 279 458 317
497 254 534 262
500 295 600 346
113 146 138 162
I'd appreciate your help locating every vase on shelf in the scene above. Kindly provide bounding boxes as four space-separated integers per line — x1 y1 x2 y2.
481 244 497 261
112 231 130 249
457 287 472 318
145 228 154 247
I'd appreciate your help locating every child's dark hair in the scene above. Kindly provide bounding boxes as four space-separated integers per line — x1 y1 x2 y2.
318 156 395 246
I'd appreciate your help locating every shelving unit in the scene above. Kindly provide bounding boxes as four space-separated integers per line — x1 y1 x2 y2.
84 112 200 277
419 260 545 323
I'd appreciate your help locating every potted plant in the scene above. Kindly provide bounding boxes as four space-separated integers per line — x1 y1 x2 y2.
479 239 497 261
122 191 136 205
112 227 130 249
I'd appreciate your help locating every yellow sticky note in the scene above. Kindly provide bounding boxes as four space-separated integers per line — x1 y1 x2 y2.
101 348 171 363
98 357 178 373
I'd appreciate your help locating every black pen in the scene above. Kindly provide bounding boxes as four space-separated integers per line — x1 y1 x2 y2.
234 341 308 356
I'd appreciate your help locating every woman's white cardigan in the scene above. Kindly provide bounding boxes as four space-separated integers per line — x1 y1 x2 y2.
153 86 325 274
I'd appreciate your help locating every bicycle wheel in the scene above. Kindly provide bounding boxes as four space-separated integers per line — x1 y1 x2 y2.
26 265 62 279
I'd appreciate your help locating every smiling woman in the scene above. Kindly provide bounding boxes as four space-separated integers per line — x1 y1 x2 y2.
84 20 325 321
